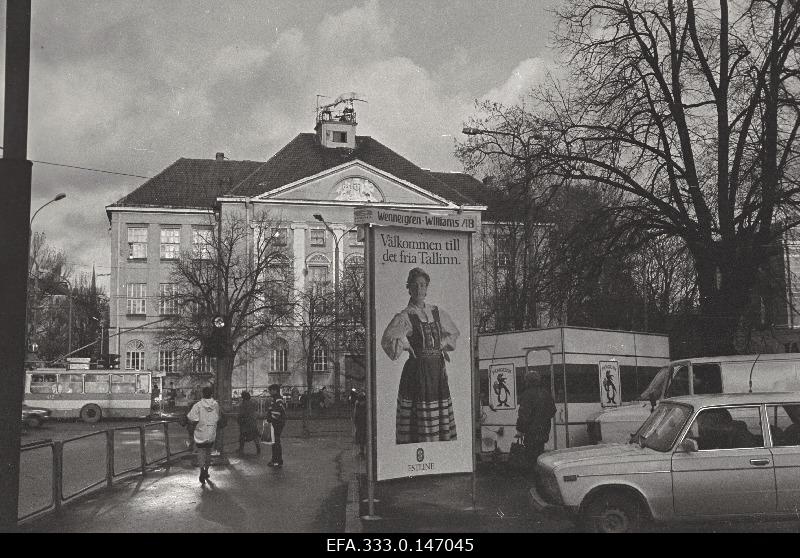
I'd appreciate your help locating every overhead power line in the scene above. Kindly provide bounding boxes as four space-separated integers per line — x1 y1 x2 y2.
0 144 151 179
31 159 151 179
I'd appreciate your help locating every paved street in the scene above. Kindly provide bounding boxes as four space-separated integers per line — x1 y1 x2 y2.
21 416 354 532
16 417 800 533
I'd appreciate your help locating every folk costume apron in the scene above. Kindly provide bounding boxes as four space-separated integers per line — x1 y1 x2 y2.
395 307 457 444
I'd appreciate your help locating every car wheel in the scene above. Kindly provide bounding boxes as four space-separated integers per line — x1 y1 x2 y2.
25 416 43 428
80 404 102 424
582 491 641 533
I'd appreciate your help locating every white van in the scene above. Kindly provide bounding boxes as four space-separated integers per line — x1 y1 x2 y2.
586 353 800 444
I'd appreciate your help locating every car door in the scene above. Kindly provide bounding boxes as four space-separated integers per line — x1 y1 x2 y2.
671 405 776 517
766 403 800 514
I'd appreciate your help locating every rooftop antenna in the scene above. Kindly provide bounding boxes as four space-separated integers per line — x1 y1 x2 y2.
316 94 330 116
316 92 367 124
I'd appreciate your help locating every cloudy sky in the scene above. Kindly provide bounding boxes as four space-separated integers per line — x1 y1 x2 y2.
2 0 559 289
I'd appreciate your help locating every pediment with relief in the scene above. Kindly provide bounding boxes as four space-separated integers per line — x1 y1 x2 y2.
253 161 455 208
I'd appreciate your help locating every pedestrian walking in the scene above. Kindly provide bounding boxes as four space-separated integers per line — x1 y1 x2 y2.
266 383 287 468
237 391 261 456
515 372 556 474
183 389 200 453
187 386 222 486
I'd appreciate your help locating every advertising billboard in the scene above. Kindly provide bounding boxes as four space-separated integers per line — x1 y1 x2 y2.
357 208 476 481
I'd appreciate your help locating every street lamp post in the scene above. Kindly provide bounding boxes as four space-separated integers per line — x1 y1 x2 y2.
29 192 66 231
313 214 355 404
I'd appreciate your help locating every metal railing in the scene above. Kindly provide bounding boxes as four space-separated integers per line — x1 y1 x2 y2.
18 420 191 525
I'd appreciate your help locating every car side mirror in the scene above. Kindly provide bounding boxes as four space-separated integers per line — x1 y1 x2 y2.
677 438 698 453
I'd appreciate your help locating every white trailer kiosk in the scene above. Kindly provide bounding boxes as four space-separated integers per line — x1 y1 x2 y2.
478 326 670 459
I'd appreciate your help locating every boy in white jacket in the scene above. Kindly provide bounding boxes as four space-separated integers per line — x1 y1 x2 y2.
187 386 220 485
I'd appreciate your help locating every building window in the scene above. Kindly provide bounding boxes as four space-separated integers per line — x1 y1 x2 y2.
125 340 145 370
309 265 329 296
159 283 177 315
271 338 289 372
313 344 329 372
127 226 148 259
332 131 347 143
272 228 288 246
160 227 181 259
158 350 176 373
126 283 147 315
192 227 213 259
348 229 363 246
310 228 326 246
190 353 215 375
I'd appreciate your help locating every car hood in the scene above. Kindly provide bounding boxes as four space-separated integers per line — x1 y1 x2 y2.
586 402 652 423
539 442 663 471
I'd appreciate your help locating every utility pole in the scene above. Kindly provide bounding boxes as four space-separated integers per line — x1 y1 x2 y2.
0 0 32 532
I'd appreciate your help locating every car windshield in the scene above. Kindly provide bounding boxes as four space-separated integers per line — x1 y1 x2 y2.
632 402 693 452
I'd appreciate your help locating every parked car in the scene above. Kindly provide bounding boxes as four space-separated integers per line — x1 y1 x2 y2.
530 392 800 532
21 404 51 428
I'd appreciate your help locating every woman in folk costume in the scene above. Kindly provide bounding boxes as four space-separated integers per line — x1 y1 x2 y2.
381 267 460 444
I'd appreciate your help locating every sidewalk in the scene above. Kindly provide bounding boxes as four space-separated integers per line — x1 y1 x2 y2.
344 461 570 533
23 418 355 533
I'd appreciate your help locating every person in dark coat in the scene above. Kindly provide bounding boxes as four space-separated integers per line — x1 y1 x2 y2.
266 384 287 467
237 391 261 456
516 372 556 472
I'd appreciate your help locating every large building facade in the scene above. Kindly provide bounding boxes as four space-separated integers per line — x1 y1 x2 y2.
106 104 504 403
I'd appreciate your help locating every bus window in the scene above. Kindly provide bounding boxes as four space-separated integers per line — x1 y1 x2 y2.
136 374 150 394
85 374 110 394
111 374 137 394
58 373 84 394
30 374 57 393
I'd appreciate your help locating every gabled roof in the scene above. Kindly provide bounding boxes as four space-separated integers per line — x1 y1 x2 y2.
109 158 264 209
108 133 490 212
226 133 479 206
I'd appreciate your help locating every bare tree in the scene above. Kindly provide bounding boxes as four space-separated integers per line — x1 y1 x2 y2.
462 0 800 354
159 211 293 408
291 279 338 436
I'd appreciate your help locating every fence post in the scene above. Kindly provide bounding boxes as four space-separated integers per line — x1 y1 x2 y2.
52 441 63 512
163 421 171 467
139 425 147 475
106 429 114 487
